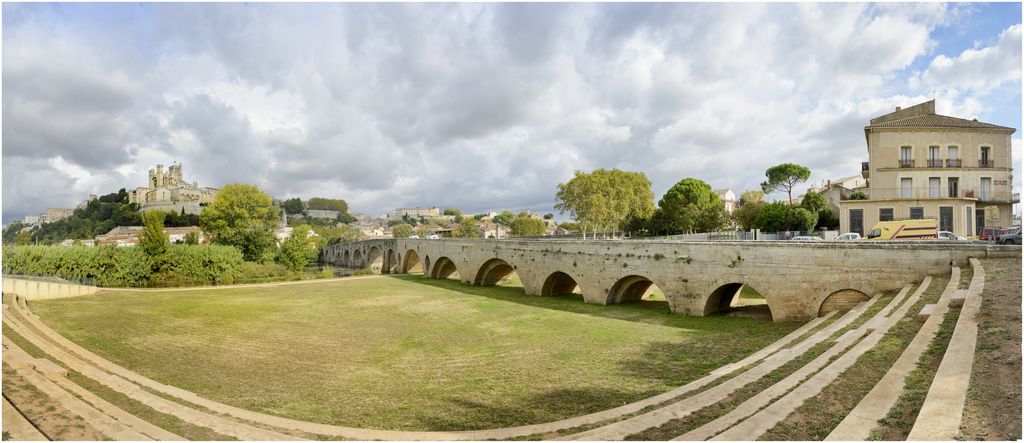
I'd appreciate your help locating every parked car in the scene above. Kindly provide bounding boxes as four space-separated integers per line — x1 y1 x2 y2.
938 231 966 241
835 233 861 241
791 236 822 241
426 234 440 240
408 234 420 239
997 228 1022 245
979 226 1003 241
865 219 938 240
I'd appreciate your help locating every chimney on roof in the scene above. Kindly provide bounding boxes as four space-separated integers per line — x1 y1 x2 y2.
896 106 902 111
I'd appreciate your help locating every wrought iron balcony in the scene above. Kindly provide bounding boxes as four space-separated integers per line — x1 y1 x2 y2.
945 159 961 168
899 159 914 168
978 159 994 168
927 159 943 168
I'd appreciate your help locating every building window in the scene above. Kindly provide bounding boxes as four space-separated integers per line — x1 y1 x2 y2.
966 206 973 236
939 206 953 233
879 208 894 222
910 207 924 219
929 177 940 198
946 145 960 167
849 209 864 236
980 177 992 201
948 177 959 198
901 177 913 198
928 146 941 167
979 146 992 167
900 146 913 168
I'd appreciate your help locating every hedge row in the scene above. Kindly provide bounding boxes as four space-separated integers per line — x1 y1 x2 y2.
2 244 244 288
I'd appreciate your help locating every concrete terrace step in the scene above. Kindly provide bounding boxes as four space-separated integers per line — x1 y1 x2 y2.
2 396 48 441
708 275 942 441
562 291 884 440
2 337 153 440
825 267 962 440
676 278 931 441
907 258 986 440
7 292 835 441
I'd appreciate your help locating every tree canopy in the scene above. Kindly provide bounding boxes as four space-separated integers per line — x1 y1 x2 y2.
454 221 482 238
283 198 305 215
511 218 546 237
392 223 414 238
307 197 349 212
139 211 169 261
760 163 811 205
199 184 280 261
279 225 318 272
554 168 655 237
443 208 462 216
657 178 727 233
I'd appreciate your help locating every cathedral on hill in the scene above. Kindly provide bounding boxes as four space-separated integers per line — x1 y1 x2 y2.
127 163 218 215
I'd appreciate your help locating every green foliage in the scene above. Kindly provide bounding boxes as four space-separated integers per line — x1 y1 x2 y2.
511 218 546 237
279 225 318 272
752 201 790 232
3 244 244 288
14 230 31 246
760 163 811 205
234 261 291 283
739 190 765 205
817 207 840 230
554 168 655 236
311 224 364 245
392 223 414 238
849 190 868 200
455 221 482 238
800 191 829 215
336 212 356 224
558 222 580 231
139 211 169 261
319 266 335 279
543 213 554 220
183 231 200 245
443 208 463 216
657 178 728 234
27 198 142 244
283 198 305 214
733 200 765 231
306 197 348 212
200 184 280 261
149 245 244 287
788 207 818 232
492 210 516 227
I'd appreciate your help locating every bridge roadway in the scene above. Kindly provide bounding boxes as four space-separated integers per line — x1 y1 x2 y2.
322 238 1016 321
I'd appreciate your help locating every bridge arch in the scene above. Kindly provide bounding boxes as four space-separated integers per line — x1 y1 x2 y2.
367 246 383 271
430 256 459 280
474 258 517 286
542 271 581 296
353 249 362 267
703 283 774 319
403 249 423 274
607 275 660 304
818 289 870 316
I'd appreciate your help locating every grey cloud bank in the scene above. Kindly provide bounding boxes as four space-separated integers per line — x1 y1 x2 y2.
2 3 1020 222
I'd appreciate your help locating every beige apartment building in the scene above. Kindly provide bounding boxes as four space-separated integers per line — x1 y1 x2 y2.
841 100 1017 238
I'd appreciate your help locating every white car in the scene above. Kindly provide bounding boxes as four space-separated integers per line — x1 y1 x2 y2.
938 231 966 241
426 234 440 240
791 236 823 241
835 232 861 241
408 234 420 239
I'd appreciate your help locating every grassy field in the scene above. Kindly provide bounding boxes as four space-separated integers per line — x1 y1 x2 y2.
29 274 799 432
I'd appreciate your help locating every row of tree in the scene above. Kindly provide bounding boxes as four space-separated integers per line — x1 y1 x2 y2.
554 163 837 237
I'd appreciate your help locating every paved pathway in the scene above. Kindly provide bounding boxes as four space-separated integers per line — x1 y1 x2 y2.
908 258 985 440
2 396 48 441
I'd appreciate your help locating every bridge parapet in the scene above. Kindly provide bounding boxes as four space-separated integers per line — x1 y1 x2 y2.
322 239 1019 321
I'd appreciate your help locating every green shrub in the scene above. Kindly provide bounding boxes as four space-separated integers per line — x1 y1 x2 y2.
319 266 335 279
150 245 244 287
352 268 374 276
235 261 292 283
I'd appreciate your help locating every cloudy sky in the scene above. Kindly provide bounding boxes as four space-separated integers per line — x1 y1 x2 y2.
2 2 1021 222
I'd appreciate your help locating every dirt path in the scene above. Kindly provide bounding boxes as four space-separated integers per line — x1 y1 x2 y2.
959 256 1021 440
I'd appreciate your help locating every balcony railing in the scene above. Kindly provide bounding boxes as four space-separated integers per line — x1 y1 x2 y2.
851 187 1018 202
978 159 994 168
899 159 914 168
927 159 943 168
946 159 961 168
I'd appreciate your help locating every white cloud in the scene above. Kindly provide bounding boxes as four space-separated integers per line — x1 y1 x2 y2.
916 24 1022 94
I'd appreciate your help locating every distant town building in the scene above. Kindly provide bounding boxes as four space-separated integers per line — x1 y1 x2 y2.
59 239 96 247
840 100 1017 238
393 207 440 218
806 176 868 215
21 214 41 225
45 208 74 223
478 221 509 239
95 226 204 247
128 163 218 215
306 209 340 220
713 189 737 213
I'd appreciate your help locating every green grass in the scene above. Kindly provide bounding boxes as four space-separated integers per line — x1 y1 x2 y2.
30 275 800 432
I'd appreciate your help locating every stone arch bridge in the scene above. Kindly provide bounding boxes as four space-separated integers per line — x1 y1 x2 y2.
322 239 1013 321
